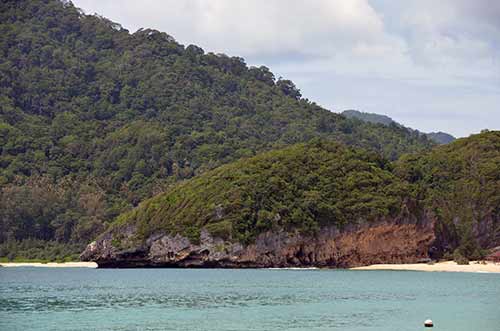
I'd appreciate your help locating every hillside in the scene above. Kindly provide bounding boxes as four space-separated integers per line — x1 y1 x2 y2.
342 110 455 144
82 140 433 267
394 130 500 259
0 0 433 260
109 141 409 243
82 132 499 267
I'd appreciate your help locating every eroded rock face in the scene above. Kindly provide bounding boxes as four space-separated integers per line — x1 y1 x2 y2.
81 217 435 268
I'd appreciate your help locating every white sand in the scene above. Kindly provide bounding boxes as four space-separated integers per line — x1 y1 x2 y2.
1 261 498 272
0 262 97 268
351 261 500 273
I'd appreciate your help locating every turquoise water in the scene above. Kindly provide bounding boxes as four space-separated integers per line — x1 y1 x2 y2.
0 268 499 331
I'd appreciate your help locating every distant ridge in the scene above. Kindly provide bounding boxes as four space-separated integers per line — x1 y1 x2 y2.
342 110 394 126
425 131 456 144
342 110 456 144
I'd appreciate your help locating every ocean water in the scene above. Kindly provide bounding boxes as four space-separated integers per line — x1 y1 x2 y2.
0 268 499 331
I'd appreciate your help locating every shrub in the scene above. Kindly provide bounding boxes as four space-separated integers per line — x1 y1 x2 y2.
453 250 469 265
205 221 232 240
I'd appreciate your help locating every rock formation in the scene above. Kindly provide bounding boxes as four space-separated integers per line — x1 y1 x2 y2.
81 218 435 268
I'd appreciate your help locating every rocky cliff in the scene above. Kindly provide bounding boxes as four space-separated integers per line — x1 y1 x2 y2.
81 217 435 268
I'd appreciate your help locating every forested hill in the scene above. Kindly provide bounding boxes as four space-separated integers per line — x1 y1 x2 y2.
0 0 432 260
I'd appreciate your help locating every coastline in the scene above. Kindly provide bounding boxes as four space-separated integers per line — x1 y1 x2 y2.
0 262 98 268
350 261 500 273
1 261 499 272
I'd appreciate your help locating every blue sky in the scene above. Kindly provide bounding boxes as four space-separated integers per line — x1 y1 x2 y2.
73 0 500 137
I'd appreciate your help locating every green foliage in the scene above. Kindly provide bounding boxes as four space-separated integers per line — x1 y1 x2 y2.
205 221 233 240
394 131 500 259
111 141 409 244
0 175 109 243
0 239 82 262
0 0 433 259
453 250 470 265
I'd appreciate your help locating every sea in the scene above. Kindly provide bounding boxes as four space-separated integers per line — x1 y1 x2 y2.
0 268 499 331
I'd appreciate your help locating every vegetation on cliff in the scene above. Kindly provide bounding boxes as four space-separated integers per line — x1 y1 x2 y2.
0 0 433 259
394 130 500 259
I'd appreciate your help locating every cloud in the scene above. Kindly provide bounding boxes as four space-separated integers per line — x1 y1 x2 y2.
73 0 500 137
75 0 390 58
371 0 500 76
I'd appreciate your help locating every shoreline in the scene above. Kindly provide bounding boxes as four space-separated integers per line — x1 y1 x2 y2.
1 261 499 273
0 262 98 268
350 261 500 273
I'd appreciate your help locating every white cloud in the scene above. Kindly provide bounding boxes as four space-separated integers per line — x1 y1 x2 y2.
75 0 389 57
375 0 500 77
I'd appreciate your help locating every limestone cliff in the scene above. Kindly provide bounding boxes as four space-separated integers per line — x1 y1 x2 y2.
81 217 435 268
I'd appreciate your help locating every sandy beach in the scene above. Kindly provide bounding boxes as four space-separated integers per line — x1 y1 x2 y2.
0 262 98 268
1 261 499 272
351 261 500 273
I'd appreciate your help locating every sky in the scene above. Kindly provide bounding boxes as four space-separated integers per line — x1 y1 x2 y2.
73 0 500 137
